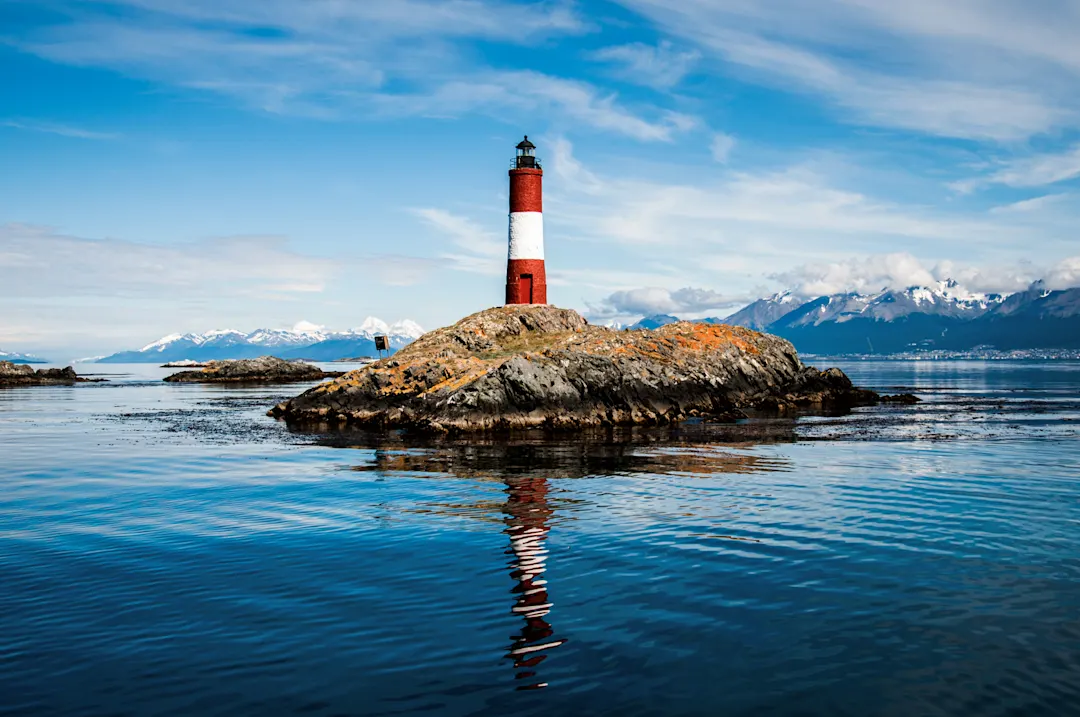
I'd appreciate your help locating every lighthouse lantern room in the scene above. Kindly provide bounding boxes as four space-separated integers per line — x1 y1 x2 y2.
506 135 547 305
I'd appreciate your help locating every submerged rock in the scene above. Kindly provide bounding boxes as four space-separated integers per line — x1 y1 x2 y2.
269 305 879 433
0 361 100 386
880 393 921 404
164 356 345 383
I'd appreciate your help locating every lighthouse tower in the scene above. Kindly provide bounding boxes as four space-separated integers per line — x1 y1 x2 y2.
506 136 547 305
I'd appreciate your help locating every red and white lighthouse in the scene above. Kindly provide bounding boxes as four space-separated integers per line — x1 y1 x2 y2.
506 136 547 305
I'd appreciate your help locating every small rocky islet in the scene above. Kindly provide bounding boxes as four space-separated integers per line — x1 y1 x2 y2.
163 356 344 383
269 304 881 433
0 361 102 386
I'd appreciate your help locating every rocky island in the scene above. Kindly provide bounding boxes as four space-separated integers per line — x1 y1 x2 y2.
164 356 345 383
0 362 102 386
269 305 879 433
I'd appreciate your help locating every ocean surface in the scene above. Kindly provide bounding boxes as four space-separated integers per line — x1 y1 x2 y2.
2 360 1079 716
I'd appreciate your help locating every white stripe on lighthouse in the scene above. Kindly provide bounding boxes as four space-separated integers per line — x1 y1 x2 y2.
508 212 544 260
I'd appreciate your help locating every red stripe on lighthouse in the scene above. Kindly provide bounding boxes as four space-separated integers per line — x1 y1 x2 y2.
506 259 547 304
509 169 543 213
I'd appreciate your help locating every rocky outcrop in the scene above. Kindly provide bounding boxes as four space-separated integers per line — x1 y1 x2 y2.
0 362 99 386
163 356 345 383
269 305 879 433
880 393 921 404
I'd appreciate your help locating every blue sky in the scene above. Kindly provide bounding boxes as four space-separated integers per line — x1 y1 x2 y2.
3 0 1080 356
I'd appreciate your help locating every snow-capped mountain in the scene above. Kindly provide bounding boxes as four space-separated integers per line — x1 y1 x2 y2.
774 281 1005 329
98 318 425 363
628 280 1080 354
723 291 804 331
0 349 48 364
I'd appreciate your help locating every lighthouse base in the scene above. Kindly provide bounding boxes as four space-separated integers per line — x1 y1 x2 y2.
505 259 547 305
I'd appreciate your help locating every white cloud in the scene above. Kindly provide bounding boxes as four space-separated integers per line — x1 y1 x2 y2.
374 71 696 142
546 139 1006 252
615 0 1080 141
412 207 505 276
587 286 749 319
710 132 736 163
770 252 938 296
1045 256 1080 290
0 223 338 298
586 252 1080 322
772 252 1061 296
588 41 700 88
0 223 469 353
931 259 1043 295
1 119 120 140
960 145 1080 194
11 0 694 141
546 135 603 193
528 138 1080 317
112 0 589 41
989 194 1069 214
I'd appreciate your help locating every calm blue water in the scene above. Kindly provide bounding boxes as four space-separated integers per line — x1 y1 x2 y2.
2 361 1079 716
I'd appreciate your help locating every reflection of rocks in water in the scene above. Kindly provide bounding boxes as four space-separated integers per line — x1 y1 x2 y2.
503 475 565 690
316 423 798 481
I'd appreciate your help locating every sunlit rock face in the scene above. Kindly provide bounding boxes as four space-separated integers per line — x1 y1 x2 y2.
269 305 878 433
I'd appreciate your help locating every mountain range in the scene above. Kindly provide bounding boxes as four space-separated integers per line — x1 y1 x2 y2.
96 319 425 363
0 349 48 364
628 280 1080 354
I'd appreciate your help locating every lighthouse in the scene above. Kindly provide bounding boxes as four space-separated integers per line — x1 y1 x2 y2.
506 136 547 305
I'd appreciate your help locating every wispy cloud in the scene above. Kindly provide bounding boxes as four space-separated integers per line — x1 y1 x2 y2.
1 119 119 140
587 41 700 89
536 138 1080 313
587 285 752 319
710 132 735 163
10 0 692 140
0 223 335 299
546 139 1007 253
412 207 505 276
956 145 1080 194
373 71 696 141
615 0 1080 141
1045 256 1080 290
770 252 1080 297
989 194 1069 214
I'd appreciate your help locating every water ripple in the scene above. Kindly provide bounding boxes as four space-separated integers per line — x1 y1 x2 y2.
2 361 1080 715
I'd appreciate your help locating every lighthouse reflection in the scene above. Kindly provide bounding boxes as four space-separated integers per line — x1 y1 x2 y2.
502 473 565 690
310 424 799 692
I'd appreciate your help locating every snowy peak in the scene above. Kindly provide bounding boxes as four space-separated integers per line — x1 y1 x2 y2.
767 290 801 305
772 281 1008 328
102 317 425 363
633 279 1080 353
724 292 807 330
354 316 391 336
139 333 193 352
898 280 1005 311
389 319 425 339
247 326 328 347
0 349 48 364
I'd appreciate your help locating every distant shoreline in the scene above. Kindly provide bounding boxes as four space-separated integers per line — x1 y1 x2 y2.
804 349 1080 361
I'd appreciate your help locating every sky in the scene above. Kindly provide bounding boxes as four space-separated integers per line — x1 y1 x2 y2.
2 0 1080 358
